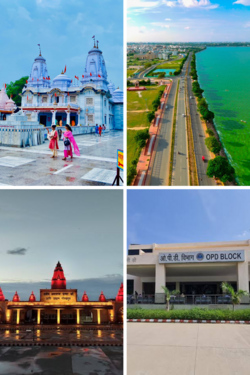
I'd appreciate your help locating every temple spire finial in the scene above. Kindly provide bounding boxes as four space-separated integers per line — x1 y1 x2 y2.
38 43 41 56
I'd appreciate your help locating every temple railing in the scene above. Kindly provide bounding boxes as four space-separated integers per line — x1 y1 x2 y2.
22 103 79 109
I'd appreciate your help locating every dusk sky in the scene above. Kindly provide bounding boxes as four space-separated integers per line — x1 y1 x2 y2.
0 190 123 301
0 0 123 89
127 0 250 42
127 189 250 248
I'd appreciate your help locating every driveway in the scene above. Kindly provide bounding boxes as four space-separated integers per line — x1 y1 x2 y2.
128 323 250 375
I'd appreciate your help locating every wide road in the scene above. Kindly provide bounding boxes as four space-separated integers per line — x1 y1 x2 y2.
149 78 178 186
187 55 216 186
171 64 189 186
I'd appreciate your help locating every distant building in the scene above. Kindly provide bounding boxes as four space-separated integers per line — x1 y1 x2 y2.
134 52 158 60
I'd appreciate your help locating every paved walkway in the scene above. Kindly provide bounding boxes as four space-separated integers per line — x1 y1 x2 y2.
128 323 250 375
0 346 122 375
0 131 123 186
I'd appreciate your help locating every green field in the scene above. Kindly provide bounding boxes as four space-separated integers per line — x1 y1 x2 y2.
127 69 137 77
127 85 165 168
157 59 184 69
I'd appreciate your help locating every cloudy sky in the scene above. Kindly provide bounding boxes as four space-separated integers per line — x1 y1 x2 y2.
127 0 250 42
127 189 250 248
0 190 123 301
0 0 123 89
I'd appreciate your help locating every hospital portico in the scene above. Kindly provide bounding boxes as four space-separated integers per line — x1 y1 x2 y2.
127 240 250 305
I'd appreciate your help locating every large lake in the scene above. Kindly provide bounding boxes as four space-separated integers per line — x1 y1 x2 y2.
196 47 250 186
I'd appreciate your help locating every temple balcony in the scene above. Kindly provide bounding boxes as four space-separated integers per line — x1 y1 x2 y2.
22 103 79 109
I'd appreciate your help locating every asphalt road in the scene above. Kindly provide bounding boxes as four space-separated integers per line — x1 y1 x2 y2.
187 56 216 186
149 78 178 186
171 72 189 186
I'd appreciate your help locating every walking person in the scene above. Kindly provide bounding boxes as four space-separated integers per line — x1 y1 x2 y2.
61 124 80 160
95 124 99 136
98 124 102 137
102 124 106 134
47 125 59 158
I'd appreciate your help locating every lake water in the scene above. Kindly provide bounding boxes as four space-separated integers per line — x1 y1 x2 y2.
149 68 176 76
196 47 250 186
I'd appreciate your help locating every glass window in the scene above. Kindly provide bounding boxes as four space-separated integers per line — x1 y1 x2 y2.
86 97 93 105
70 96 76 103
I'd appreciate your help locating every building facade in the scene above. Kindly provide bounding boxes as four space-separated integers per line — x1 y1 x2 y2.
21 43 123 131
0 262 123 325
127 241 250 304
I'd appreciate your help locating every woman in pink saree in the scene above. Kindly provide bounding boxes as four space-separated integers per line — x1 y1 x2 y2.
62 124 80 160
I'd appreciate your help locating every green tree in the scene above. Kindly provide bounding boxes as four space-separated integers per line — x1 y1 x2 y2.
6 76 29 106
206 156 235 183
161 286 180 311
205 136 221 154
221 282 249 311
147 111 155 123
158 72 165 78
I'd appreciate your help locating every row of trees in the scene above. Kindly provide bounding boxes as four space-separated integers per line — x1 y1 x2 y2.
174 53 189 75
147 88 165 124
127 128 150 185
190 53 235 184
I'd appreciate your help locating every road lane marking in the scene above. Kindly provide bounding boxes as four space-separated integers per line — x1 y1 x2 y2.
53 165 73 175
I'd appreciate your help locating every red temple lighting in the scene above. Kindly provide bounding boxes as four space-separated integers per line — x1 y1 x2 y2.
51 261 66 289
99 291 106 302
12 291 20 302
29 291 36 302
115 283 123 302
0 287 5 301
82 291 89 302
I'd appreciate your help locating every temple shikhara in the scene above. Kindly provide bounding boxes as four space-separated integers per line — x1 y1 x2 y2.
0 84 16 120
21 42 123 131
0 262 123 325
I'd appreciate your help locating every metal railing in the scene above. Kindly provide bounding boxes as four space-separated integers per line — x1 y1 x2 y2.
127 294 242 305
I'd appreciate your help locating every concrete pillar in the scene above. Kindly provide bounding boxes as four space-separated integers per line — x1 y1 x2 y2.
176 282 180 292
76 309 80 325
57 309 60 325
237 262 249 292
134 277 142 294
16 309 20 325
78 110 80 126
237 262 249 303
52 110 57 125
155 263 166 303
66 111 70 124
37 309 41 325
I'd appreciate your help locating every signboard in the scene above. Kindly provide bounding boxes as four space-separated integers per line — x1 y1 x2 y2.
159 250 245 264
117 149 123 171
40 290 77 303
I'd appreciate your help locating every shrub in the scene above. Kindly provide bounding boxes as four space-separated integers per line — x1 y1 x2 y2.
127 308 250 321
206 129 214 137
205 136 221 154
147 111 155 123
127 164 137 185
207 156 235 183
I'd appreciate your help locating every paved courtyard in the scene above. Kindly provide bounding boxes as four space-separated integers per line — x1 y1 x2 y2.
128 323 250 375
0 131 123 186
0 346 123 375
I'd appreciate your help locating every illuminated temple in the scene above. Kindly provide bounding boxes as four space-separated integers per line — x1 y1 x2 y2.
0 262 123 325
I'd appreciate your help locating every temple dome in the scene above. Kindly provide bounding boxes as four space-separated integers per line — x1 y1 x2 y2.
52 73 72 89
5 97 16 111
81 43 108 84
0 85 14 111
99 291 106 302
112 88 123 103
115 283 123 302
12 291 20 302
29 291 36 302
107 82 116 96
82 291 89 302
51 261 66 289
0 287 5 301
27 52 50 88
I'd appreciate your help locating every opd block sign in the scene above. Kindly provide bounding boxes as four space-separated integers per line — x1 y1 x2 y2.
159 250 245 264
117 149 123 170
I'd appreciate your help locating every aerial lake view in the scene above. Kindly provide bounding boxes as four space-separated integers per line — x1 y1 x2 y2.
196 47 250 186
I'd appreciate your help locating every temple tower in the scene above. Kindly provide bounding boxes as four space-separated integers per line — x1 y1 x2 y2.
27 49 51 88
81 41 108 85
51 261 66 289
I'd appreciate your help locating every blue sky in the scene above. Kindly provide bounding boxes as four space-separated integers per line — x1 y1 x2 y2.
0 190 123 301
127 189 250 249
127 0 250 42
0 0 123 89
